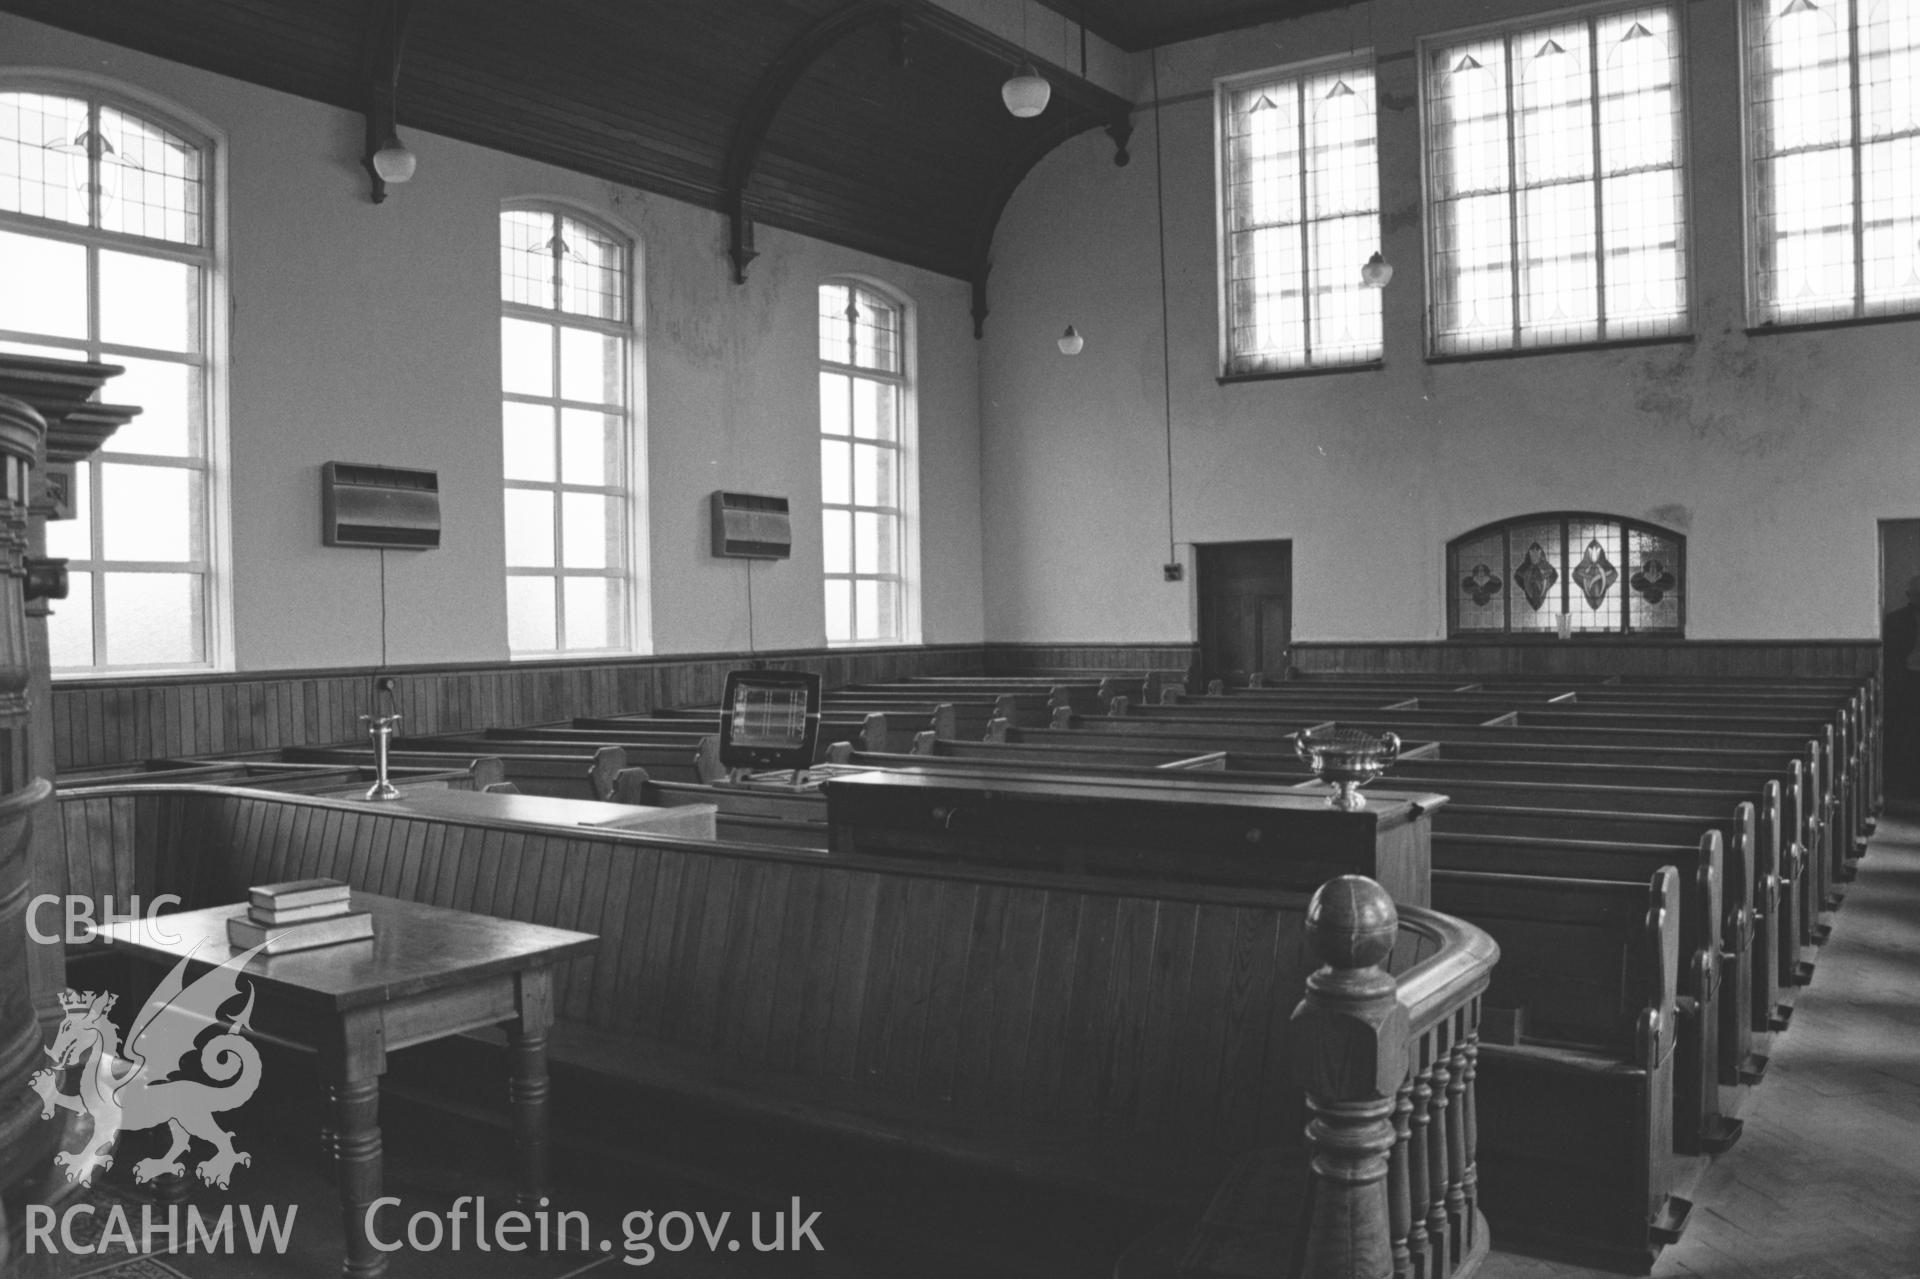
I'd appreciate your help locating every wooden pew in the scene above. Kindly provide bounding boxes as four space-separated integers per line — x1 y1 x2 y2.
1430 826 1736 1155
1432 867 1688 1269
64 783 1496 1279
283 745 631 798
822 753 1742 1163
608 769 828 849
57 760 488 797
852 732 1815 1020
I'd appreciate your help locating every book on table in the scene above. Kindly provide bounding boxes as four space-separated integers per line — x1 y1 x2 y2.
227 909 374 955
249 899 354 926
248 878 350 911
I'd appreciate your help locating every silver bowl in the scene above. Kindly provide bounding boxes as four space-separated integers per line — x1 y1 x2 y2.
1293 728 1402 811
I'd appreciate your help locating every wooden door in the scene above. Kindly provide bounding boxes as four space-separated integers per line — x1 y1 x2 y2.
1881 520 1920 801
1197 541 1292 686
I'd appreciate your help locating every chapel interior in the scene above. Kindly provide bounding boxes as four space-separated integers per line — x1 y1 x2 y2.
0 1 1917 1277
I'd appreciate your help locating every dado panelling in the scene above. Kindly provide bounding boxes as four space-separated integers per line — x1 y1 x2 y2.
51 645 980 770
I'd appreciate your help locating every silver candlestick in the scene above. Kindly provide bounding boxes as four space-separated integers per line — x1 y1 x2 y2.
362 711 402 800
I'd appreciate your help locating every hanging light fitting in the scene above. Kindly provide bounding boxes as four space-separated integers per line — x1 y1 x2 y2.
1002 61 1051 117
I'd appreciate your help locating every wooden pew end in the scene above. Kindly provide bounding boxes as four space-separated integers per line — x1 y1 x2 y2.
1698 1114 1744 1156
1647 1195 1693 1248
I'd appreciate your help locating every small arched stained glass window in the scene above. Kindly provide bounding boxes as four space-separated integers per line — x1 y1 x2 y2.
1448 513 1684 636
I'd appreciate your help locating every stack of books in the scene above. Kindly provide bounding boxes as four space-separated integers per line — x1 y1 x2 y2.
226 879 374 954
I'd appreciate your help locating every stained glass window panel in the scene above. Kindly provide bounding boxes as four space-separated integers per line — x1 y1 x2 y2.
1220 58 1382 374
98 106 203 245
1627 527 1684 631
0 92 89 226
1567 519 1624 631
501 209 554 309
1448 514 1684 636
1507 520 1565 630
558 216 626 322
1453 531 1507 631
1747 0 1920 323
1427 8 1688 354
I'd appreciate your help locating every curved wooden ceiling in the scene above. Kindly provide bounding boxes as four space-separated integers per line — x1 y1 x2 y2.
0 0 1133 323
1035 0 1351 53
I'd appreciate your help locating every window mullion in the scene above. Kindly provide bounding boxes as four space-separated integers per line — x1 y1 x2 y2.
1847 0 1866 314
1297 82 1315 363
1589 19 1609 337
1504 35 1525 346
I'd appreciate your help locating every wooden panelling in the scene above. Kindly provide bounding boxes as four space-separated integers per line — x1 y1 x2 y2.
52 644 981 770
90 785 1365 1154
982 641 1198 674
1287 640 1879 680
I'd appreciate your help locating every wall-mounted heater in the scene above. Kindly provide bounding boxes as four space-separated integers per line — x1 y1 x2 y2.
711 491 791 559
322 462 441 549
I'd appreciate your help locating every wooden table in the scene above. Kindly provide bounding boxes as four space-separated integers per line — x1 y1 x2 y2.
369 786 719 838
93 893 597 1277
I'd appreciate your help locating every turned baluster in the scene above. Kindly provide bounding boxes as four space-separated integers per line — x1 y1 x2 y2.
1446 1028 1470 1249
1408 1063 1433 1279
1390 1078 1415 1279
1460 1007 1481 1244
1425 1044 1453 1269
1290 875 1411 1279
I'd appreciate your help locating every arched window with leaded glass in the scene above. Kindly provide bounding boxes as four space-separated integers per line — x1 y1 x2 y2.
0 78 227 672
499 202 640 656
1448 512 1685 636
818 278 916 646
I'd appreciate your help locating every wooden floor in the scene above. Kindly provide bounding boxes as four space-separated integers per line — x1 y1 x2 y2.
1484 811 1920 1279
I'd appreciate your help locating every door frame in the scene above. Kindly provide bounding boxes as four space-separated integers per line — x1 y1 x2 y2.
1195 539 1293 686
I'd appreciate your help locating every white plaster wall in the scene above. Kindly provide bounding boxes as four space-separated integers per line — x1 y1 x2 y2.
2 13 985 671
979 0 1920 644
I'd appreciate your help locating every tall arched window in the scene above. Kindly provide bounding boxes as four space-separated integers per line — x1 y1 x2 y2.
819 279 914 645
0 80 225 672
1448 512 1685 636
499 204 637 655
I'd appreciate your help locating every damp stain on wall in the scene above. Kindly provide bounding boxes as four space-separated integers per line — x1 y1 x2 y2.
1629 338 1811 458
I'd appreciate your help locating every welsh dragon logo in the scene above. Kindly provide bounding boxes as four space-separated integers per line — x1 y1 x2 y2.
30 941 269 1189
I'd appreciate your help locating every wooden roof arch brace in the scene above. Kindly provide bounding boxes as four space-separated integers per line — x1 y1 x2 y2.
721 1 1133 338
970 112 1131 338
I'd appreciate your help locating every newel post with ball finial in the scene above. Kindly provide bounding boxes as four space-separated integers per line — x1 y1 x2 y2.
1291 875 1410 1279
